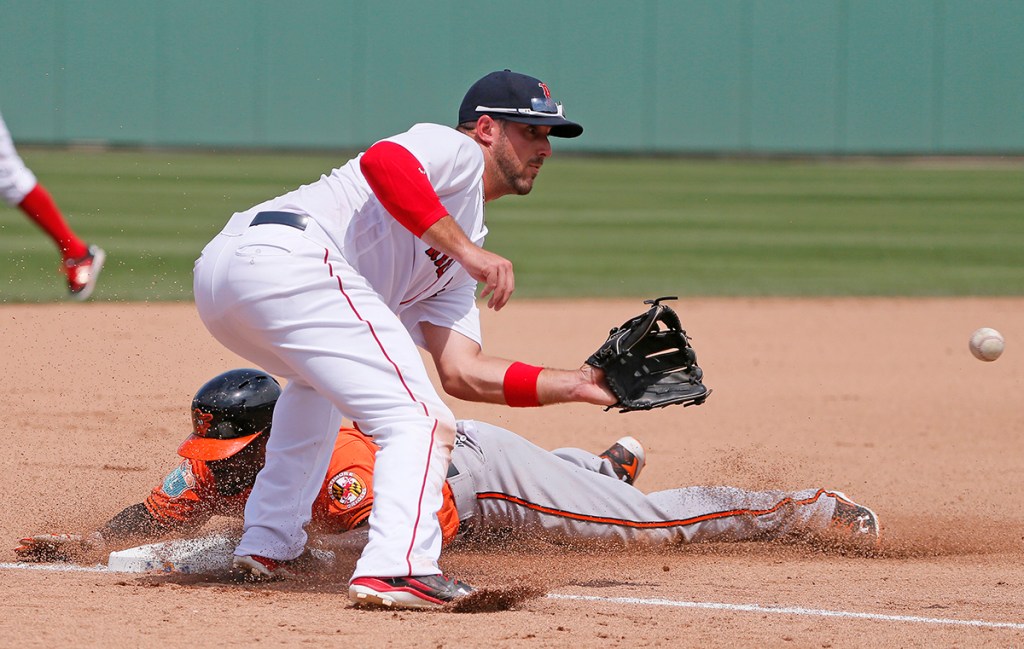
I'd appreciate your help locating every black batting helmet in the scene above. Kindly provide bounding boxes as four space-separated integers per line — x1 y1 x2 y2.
178 369 281 461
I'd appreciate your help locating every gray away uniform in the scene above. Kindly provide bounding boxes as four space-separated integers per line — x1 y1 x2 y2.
446 420 846 547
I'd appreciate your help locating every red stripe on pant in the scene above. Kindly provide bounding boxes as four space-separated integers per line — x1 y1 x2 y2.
327 247 438 575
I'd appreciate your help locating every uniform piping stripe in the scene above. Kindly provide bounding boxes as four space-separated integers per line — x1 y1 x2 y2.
407 418 439 575
323 247 437 574
475 488 844 530
325 248 428 417
399 275 450 306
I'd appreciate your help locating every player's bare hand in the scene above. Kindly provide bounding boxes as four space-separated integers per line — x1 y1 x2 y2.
465 247 515 311
14 532 105 563
419 216 514 310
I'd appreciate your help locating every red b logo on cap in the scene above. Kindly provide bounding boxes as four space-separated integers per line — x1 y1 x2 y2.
538 82 551 98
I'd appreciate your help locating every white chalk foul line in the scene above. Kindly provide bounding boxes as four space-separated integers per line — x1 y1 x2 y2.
3 561 1020 631
0 562 108 573
547 594 1024 631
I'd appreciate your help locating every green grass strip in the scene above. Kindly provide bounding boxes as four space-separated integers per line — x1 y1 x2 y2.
2 148 1021 302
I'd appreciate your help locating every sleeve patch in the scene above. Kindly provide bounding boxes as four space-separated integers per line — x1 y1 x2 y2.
328 471 368 509
161 461 197 498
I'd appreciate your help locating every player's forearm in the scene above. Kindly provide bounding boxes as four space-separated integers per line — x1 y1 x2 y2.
424 323 614 406
420 215 477 262
435 352 510 403
439 353 613 407
99 502 181 542
314 527 370 555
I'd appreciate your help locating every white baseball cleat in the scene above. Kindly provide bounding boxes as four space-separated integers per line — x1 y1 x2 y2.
599 436 646 485
829 492 881 551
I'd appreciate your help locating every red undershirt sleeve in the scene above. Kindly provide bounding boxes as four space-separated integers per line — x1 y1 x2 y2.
360 140 450 237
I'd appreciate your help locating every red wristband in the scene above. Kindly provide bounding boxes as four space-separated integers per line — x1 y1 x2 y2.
503 362 543 407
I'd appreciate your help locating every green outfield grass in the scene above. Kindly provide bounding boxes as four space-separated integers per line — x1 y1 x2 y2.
2 147 1022 302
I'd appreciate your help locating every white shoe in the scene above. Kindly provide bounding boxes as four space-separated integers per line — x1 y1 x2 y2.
599 436 646 485
829 492 881 551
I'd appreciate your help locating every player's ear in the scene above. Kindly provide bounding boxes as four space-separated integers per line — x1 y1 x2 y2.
474 115 501 146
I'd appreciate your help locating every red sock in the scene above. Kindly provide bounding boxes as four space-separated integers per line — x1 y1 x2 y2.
18 184 88 259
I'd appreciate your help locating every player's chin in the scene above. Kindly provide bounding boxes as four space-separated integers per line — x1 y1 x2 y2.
512 175 537 195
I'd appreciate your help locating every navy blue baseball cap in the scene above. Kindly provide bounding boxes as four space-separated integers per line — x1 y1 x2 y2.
459 70 583 138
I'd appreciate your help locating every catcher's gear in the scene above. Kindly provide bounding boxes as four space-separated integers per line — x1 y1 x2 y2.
178 368 281 461
586 297 709 413
14 532 105 563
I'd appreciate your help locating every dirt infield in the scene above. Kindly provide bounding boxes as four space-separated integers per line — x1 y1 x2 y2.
2 298 1022 647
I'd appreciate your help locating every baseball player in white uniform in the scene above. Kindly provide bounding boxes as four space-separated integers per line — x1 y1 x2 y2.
0 109 105 299
193 70 617 608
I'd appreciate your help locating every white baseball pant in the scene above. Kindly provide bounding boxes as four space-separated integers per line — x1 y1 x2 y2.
193 211 456 579
0 112 38 206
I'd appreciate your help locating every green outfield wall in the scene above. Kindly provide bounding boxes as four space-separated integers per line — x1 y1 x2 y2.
1 0 1021 154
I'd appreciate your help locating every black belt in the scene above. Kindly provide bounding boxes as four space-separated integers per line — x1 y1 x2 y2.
250 211 308 230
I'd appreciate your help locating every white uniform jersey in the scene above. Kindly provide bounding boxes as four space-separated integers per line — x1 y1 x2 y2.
247 122 486 347
195 122 488 578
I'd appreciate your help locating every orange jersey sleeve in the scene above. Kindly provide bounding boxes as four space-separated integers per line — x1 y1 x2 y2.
143 458 248 529
143 458 213 528
310 427 461 544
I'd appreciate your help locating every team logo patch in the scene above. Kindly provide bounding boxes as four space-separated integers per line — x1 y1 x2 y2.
329 471 367 509
162 460 196 498
192 409 213 436
424 247 455 278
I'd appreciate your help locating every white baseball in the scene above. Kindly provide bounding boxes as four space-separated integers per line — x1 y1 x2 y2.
969 327 1004 362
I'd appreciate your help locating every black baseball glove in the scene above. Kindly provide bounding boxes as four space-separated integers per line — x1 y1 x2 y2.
586 297 709 413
